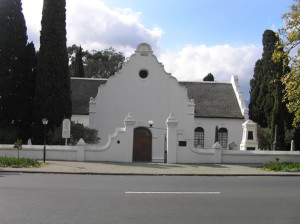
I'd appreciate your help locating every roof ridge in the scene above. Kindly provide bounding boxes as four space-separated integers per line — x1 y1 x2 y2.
179 81 231 84
71 77 108 81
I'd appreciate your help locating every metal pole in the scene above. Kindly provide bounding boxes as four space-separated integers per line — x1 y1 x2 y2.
272 124 278 151
43 124 46 163
291 140 295 151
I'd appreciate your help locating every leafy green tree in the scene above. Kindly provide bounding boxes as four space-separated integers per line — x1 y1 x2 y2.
249 30 290 150
273 0 300 128
0 0 37 143
74 46 85 77
84 47 125 78
203 73 214 81
68 44 84 77
67 45 125 78
33 0 71 144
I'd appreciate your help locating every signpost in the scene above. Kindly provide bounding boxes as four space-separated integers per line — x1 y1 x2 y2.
62 119 71 145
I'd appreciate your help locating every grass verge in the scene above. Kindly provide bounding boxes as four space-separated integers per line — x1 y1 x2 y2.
264 161 300 172
0 157 41 168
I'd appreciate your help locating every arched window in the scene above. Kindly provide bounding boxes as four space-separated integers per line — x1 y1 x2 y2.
218 128 228 148
194 127 204 148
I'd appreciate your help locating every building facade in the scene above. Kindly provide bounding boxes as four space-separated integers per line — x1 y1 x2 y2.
71 43 249 162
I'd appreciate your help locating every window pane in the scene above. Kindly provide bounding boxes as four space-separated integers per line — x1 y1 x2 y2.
194 127 204 148
218 128 228 148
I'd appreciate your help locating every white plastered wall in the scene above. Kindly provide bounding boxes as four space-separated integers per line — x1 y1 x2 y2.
89 43 195 162
194 117 244 149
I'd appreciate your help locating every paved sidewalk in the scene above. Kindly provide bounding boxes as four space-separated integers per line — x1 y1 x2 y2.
1 161 300 176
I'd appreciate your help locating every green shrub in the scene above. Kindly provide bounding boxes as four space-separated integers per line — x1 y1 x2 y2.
257 125 272 150
70 122 100 145
0 127 20 144
264 160 300 172
48 122 100 145
0 157 40 167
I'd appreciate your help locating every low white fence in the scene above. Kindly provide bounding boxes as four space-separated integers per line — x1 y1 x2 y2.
1 144 300 164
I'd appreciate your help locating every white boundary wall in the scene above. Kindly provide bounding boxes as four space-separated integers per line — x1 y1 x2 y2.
1 144 300 164
1 114 299 164
176 147 300 164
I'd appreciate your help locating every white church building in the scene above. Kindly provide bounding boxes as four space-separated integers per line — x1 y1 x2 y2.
70 43 253 163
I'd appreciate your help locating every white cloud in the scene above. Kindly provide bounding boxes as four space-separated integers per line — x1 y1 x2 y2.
159 44 262 100
22 0 43 48
21 0 261 101
22 0 163 56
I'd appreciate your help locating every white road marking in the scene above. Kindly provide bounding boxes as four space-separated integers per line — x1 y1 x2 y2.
125 191 220 194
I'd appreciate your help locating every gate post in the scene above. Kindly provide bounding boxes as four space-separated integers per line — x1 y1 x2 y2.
124 113 136 162
166 113 178 163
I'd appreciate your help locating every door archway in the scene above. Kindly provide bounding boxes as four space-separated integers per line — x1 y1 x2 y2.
133 127 152 162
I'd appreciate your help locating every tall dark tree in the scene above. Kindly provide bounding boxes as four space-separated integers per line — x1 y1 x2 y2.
74 46 85 77
203 73 214 81
249 30 290 150
249 30 278 127
0 0 36 143
34 0 71 143
249 59 265 125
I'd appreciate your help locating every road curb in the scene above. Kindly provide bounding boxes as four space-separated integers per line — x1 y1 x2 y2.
1 170 300 176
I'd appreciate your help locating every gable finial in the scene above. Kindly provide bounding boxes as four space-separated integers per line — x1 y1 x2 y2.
136 43 153 53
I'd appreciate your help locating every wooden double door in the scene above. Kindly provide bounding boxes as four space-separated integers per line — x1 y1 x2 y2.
132 127 152 162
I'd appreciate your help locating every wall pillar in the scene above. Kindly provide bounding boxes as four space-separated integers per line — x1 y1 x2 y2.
212 142 222 163
76 138 86 161
123 113 136 162
240 119 258 151
166 113 178 163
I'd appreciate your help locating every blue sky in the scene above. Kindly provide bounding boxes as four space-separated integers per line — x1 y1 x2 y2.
22 0 293 101
101 0 291 48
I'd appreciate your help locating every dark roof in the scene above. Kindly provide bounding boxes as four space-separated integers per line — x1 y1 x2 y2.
180 82 244 119
71 78 244 119
71 78 107 115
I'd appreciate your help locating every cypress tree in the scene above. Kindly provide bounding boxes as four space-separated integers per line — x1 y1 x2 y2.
19 43 37 141
249 60 265 125
74 46 85 77
0 0 36 142
249 30 277 127
34 0 71 143
271 83 285 150
249 30 289 150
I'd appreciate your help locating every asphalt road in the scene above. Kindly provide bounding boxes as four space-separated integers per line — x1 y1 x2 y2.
0 174 299 224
